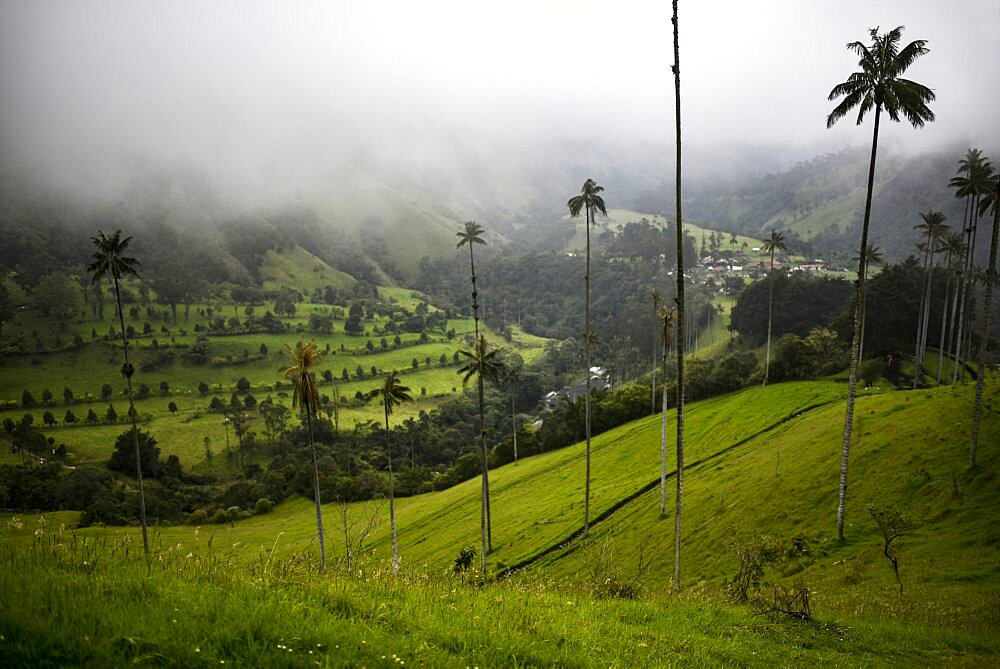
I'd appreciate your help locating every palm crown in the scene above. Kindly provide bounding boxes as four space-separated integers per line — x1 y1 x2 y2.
364 372 413 418
762 229 787 267
456 221 486 250
282 337 324 416
567 179 608 219
88 229 140 284
826 26 935 129
458 336 506 388
949 149 996 201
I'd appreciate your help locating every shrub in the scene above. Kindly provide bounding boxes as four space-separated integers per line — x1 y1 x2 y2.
254 498 275 515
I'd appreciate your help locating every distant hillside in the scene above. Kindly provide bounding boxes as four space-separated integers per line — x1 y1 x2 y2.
639 144 999 264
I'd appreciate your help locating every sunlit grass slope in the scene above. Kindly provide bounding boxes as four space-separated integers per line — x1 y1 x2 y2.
4 378 998 665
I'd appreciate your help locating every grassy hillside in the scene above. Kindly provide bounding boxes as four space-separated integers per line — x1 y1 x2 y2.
259 245 357 294
4 377 997 665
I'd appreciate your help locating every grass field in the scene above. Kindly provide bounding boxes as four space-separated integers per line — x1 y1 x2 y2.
0 279 551 469
3 376 998 665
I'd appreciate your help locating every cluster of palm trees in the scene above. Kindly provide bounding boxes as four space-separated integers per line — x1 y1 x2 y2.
828 25 998 540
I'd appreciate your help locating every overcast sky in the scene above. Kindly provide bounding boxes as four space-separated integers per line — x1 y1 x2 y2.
1 0 998 200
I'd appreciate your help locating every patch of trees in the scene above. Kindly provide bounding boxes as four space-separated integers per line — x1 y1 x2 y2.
731 272 853 345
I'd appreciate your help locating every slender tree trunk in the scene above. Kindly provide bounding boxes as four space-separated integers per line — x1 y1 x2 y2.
659 342 668 516
913 242 931 388
384 405 399 577
954 203 978 385
511 386 518 464
919 259 934 379
838 104 881 542
963 195 983 380
764 248 775 385
113 275 148 558
936 269 952 385
971 180 999 467
671 0 685 593
305 399 326 570
583 202 592 534
468 244 492 553
477 359 491 564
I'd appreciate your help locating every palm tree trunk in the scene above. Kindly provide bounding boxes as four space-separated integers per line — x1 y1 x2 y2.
659 342 668 516
953 257 971 386
838 103 881 542
304 406 326 570
469 245 492 554
583 202 592 535
385 404 399 577
511 387 518 463
671 0 685 594
919 259 934 377
914 244 933 388
478 368 491 559
971 181 999 467
113 275 148 558
936 270 952 385
764 248 775 385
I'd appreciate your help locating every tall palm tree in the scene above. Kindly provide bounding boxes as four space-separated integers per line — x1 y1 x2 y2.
761 229 787 385
827 25 935 541
504 365 522 464
88 230 148 557
457 336 506 572
912 210 948 387
567 178 607 534
455 221 493 545
657 305 676 516
281 337 327 569
853 243 884 363
670 0 686 594
364 372 412 577
971 177 999 467
937 231 966 385
949 151 995 384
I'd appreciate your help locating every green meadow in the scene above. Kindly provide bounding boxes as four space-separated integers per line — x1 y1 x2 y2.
2 376 997 665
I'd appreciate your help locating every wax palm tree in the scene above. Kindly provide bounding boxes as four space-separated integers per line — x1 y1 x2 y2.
364 372 412 577
670 0 686 594
281 337 327 569
937 231 966 384
504 365 522 464
827 25 935 541
761 229 787 385
455 221 493 545
458 336 506 571
657 305 676 516
912 211 948 387
971 177 999 466
853 243 884 363
456 221 487 344
949 151 995 384
88 230 149 556
567 178 607 534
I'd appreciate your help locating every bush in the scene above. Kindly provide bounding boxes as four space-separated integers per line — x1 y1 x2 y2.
188 509 208 525
254 498 275 515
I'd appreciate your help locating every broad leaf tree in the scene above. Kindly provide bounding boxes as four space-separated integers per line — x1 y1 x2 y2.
827 25 935 541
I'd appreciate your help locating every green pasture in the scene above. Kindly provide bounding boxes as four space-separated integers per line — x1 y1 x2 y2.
4 377 998 665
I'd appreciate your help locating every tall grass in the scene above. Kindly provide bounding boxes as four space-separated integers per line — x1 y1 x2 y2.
3 517 996 666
